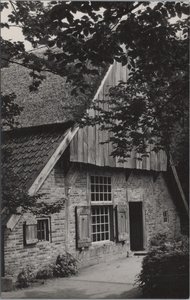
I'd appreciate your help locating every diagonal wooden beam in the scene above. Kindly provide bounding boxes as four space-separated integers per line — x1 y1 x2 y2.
169 155 189 215
28 125 79 196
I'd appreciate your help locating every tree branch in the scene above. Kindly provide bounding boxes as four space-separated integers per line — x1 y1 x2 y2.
110 2 142 31
2 57 59 76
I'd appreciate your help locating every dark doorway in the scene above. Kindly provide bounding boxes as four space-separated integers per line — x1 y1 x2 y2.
129 202 144 251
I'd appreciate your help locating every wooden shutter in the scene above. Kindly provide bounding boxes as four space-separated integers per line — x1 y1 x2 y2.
115 204 129 242
75 206 92 249
109 205 114 241
23 219 38 246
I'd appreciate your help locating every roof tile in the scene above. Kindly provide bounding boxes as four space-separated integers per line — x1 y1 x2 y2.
3 122 73 192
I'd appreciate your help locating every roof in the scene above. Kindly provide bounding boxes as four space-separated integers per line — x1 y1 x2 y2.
2 122 74 192
1 61 106 128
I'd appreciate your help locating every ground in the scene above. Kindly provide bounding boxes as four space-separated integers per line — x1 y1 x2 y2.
1 256 143 299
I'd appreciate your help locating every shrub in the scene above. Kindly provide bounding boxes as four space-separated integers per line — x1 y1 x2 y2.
16 266 36 288
137 234 189 298
53 253 78 277
36 264 55 279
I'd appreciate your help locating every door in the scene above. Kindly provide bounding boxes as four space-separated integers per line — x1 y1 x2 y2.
129 202 144 251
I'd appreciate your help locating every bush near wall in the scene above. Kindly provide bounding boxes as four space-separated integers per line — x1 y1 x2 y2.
16 252 78 288
137 234 189 299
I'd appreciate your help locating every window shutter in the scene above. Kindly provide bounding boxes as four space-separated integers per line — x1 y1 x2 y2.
75 206 92 249
115 204 129 242
23 220 38 246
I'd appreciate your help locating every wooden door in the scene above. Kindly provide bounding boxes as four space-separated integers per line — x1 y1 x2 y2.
129 202 144 251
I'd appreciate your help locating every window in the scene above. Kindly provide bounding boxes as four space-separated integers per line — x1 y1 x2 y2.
37 219 50 241
163 211 169 223
91 206 110 242
90 176 113 242
23 222 38 245
91 176 112 202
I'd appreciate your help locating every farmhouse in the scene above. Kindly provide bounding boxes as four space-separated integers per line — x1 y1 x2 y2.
1 60 188 278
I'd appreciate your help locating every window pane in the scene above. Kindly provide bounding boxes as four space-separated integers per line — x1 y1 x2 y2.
37 219 49 241
91 206 111 242
90 176 111 203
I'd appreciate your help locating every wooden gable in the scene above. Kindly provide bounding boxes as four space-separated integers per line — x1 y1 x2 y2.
70 61 167 172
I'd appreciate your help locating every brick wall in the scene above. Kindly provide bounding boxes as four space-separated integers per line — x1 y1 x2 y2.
4 163 182 278
4 167 67 278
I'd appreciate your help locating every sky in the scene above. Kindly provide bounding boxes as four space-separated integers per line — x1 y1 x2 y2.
1 3 32 50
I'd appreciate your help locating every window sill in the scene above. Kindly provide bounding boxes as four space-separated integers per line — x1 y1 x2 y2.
91 240 114 247
37 240 50 244
91 202 112 205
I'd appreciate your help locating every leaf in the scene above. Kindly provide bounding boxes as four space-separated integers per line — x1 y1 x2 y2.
175 3 182 18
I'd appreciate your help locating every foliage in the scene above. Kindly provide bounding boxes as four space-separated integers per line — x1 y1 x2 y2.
16 266 36 288
36 264 55 279
1 93 23 129
1 2 189 199
53 253 78 278
16 252 78 288
137 234 189 298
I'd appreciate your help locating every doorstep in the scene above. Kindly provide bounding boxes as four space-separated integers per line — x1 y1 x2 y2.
133 251 148 256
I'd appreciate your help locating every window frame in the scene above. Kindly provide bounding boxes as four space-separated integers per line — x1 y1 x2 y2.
90 175 114 243
90 175 112 205
163 210 169 223
37 217 51 242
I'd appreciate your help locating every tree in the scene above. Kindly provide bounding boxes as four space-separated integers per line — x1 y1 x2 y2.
1 1 189 198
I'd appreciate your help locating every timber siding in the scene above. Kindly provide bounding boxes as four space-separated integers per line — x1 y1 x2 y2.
4 162 181 278
70 61 167 171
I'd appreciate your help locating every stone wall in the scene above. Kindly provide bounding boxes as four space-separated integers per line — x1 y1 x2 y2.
4 163 182 278
126 170 181 245
66 165 130 267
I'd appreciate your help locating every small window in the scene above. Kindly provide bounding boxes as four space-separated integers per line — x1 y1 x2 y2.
37 219 50 241
163 211 169 223
23 222 38 246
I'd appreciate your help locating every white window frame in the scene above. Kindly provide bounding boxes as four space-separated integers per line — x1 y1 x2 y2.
90 175 113 243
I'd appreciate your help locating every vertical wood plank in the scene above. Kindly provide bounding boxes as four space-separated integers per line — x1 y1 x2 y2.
83 126 88 164
70 132 78 162
77 128 84 162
